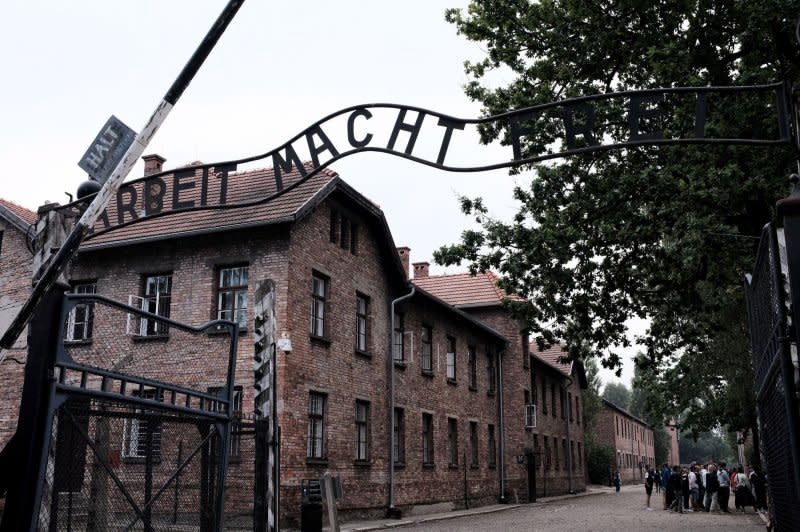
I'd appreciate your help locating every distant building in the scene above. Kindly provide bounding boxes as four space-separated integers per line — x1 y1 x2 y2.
596 399 655 483
666 417 680 465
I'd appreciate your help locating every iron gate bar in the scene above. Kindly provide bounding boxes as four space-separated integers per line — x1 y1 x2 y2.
59 404 150 525
120 426 218 532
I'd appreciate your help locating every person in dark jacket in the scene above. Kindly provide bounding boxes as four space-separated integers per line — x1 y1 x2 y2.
661 463 672 509
669 465 683 513
704 463 720 512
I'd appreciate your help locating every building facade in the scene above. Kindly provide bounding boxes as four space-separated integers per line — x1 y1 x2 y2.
596 399 656 483
1 155 586 524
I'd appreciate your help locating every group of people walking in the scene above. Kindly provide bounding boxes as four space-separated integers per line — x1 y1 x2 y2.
639 462 767 513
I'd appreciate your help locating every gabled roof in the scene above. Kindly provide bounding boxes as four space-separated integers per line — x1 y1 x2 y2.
602 398 651 428
412 271 523 308
532 344 588 388
81 163 339 249
0 198 37 232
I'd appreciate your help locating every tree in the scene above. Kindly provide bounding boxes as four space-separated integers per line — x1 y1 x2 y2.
438 0 798 435
602 382 631 410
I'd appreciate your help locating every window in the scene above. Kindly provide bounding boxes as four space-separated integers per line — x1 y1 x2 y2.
422 413 434 465
568 392 573 422
488 424 496 468
393 408 405 464
217 265 248 328
310 273 328 338
447 418 458 467
123 389 162 458
469 421 478 467
355 294 369 353
209 386 243 457
421 325 433 373
140 274 171 336
544 436 551 470
554 435 559 470
577 441 582 470
393 313 404 362
522 333 529 369
446 336 456 382
551 383 557 418
563 439 568 470
487 351 496 394
532 377 538 406
329 208 358 255
575 396 580 425
541 378 547 415
561 388 567 419
355 400 369 462
66 282 96 341
307 392 326 459
468 345 477 390
534 434 540 469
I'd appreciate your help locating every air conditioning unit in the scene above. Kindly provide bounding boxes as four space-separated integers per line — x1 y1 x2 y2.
525 404 537 428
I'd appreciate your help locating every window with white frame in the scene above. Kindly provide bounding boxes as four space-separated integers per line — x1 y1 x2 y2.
421 325 433 373
217 266 248 328
132 274 172 336
355 294 369 353
122 389 162 458
66 282 96 341
307 392 326 459
446 336 456 381
393 313 405 363
310 273 328 338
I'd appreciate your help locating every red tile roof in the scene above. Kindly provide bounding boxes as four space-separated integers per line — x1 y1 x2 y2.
412 271 523 307
534 343 573 377
0 198 37 226
81 164 339 249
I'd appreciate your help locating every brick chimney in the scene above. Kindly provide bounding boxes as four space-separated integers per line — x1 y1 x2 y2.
142 154 166 176
397 247 410 279
413 262 429 279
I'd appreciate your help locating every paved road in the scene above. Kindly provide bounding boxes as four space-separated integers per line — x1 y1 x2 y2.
387 485 765 531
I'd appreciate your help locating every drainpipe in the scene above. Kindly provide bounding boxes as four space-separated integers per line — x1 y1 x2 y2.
564 376 574 494
497 348 506 502
387 286 415 515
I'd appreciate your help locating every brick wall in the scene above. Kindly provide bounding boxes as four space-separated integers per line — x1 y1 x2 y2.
596 404 656 483
0 220 34 447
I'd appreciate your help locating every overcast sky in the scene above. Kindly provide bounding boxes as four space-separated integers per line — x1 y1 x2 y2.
0 1 635 386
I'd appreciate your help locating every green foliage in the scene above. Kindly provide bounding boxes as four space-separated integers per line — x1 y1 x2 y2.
679 430 734 464
440 0 799 435
581 358 603 445
586 442 616 485
653 427 671 466
602 382 631 410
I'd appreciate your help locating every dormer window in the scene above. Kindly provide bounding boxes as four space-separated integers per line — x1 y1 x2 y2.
329 207 358 255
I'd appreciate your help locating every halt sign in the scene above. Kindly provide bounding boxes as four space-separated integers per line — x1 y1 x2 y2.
78 115 136 184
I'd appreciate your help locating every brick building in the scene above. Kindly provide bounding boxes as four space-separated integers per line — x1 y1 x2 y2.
596 399 656 483
414 271 588 498
0 198 36 447
0 155 586 524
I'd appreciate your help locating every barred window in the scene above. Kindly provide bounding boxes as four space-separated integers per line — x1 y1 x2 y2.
448 418 458 467
356 294 369 353
355 400 369 461
422 413 434 465
66 282 96 341
469 421 478 467
446 336 456 381
393 313 405 362
307 392 326 459
393 408 405 464
468 345 477 389
123 389 162 459
141 274 171 336
488 424 496 468
209 386 243 457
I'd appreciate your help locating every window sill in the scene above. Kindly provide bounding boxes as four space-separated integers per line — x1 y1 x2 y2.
310 335 331 346
488 464 497 470
207 326 246 336
469 385 477 392
354 460 371 468
355 349 372 359
470 465 479 470
447 379 457 386
132 335 169 343
448 464 459 471
421 370 434 378
393 462 406 470
63 339 92 346
422 462 435 470
123 456 162 465
306 458 329 467
393 361 406 370
487 390 496 397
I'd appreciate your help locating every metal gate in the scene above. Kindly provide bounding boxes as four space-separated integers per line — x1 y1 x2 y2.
12 290 242 531
745 222 800 531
